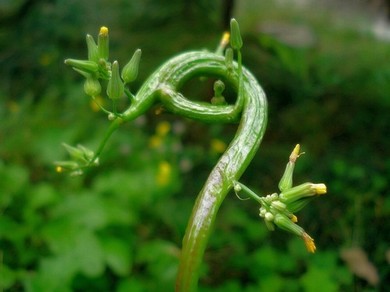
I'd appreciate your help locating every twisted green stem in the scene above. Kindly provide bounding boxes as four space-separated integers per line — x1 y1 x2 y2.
89 51 267 291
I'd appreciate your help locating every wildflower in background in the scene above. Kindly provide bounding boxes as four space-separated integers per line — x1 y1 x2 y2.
149 121 171 149
156 161 172 186
210 138 227 154
156 121 170 136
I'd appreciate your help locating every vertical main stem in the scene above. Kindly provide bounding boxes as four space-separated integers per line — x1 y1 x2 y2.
175 164 230 291
175 70 267 291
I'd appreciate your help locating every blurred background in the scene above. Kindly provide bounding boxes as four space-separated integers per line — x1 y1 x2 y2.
0 0 389 291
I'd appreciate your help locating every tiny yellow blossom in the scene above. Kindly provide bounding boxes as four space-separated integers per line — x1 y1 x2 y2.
56 166 63 173
156 161 172 186
221 32 230 47
312 183 327 195
210 138 227 154
291 214 298 223
99 26 108 36
303 232 316 253
149 135 162 149
290 144 300 162
156 121 171 137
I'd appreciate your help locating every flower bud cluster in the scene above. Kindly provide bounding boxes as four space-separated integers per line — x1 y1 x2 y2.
55 143 99 176
235 144 327 253
64 26 141 111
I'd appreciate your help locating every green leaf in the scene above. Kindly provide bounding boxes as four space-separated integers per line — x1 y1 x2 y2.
73 231 105 277
101 236 132 276
300 266 338 292
0 264 16 290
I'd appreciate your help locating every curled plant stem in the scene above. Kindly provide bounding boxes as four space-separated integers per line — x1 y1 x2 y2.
90 52 267 291
62 23 268 291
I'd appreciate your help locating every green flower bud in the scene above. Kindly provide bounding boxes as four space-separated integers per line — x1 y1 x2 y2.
98 26 109 60
121 49 142 84
62 143 85 162
211 80 227 105
259 207 267 218
278 144 301 192
285 197 313 213
107 61 124 100
230 18 243 50
279 182 327 205
84 77 101 97
271 200 287 212
225 48 234 71
213 80 225 96
62 143 95 164
265 220 275 231
274 214 304 237
64 59 99 74
55 160 79 171
265 212 274 222
234 182 242 193
86 34 99 62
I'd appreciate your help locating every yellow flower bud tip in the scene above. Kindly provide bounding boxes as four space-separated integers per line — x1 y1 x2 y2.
56 166 63 173
290 144 300 162
99 26 108 36
312 183 327 195
303 232 316 253
291 215 298 223
221 32 230 47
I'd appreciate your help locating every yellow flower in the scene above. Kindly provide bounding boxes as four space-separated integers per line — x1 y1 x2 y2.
99 26 108 36
290 214 298 223
303 232 316 253
312 183 327 195
156 121 170 137
149 135 162 149
210 138 226 154
156 161 172 186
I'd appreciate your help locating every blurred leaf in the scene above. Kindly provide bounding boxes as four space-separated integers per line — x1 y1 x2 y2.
74 230 105 277
0 264 16 290
116 278 145 292
101 236 132 276
28 183 59 209
300 265 338 292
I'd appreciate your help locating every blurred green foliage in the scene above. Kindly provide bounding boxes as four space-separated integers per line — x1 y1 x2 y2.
0 0 389 291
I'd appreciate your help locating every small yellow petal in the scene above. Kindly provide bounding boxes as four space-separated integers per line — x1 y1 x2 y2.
99 26 108 36
313 183 327 195
303 232 316 253
156 161 172 186
291 215 298 223
56 166 63 173
221 32 230 47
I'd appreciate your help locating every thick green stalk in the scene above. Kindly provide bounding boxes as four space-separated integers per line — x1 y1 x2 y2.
72 49 267 290
118 52 268 291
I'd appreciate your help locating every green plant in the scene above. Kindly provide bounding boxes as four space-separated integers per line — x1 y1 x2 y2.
58 19 327 291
